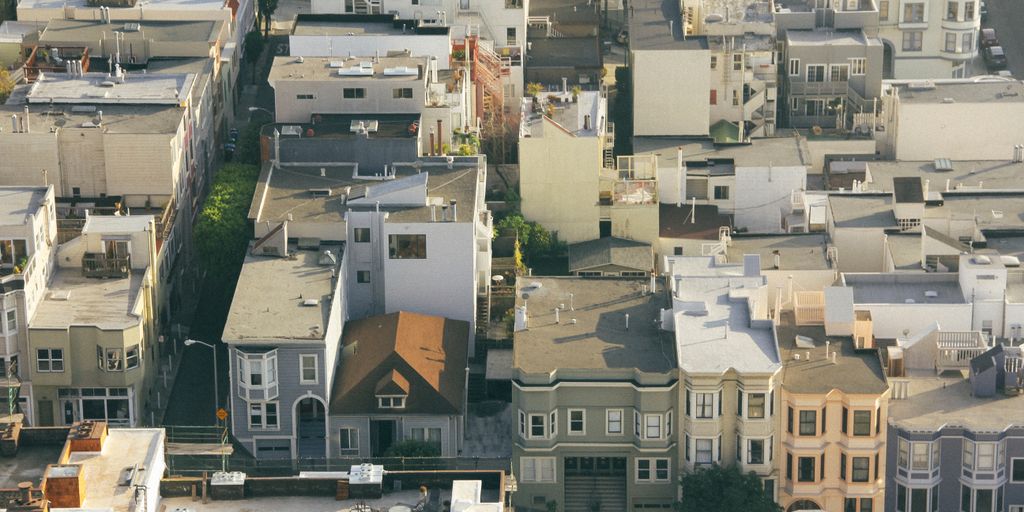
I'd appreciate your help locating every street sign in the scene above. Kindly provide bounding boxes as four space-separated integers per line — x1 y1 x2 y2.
216 408 228 421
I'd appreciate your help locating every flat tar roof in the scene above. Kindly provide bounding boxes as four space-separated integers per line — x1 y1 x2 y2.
39 19 224 44
776 313 888 394
931 193 1024 230
525 37 601 68
0 187 47 226
828 194 896 228
513 277 676 374
67 428 165 512
0 443 63 489
0 103 184 134
269 54 425 82
726 234 832 271
672 274 781 375
888 369 1024 431
841 273 966 304
223 245 341 344
889 78 1024 104
31 269 145 330
253 159 483 227
853 160 1024 193
26 72 195 105
628 0 709 51
520 90 606 137
633 136 807 168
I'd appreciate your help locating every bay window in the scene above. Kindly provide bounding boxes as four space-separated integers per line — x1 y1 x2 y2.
236 349 279 401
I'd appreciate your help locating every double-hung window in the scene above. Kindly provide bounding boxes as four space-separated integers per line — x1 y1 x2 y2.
300 354 318 384
799 410 817 436
529 414 546 439
606 409 623 434
569 409 585 434
695 392 714 418
748 439 765 464
853 410 872 436
249 402 279 429
37 349 64 372
695 439 713 464
339 427 359 454
520 457 556 483
644 414 662 439
747 393 766 419
636 458 670 482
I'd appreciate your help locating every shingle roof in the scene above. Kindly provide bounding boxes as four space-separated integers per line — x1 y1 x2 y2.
330 311 469 415
568 237 653 272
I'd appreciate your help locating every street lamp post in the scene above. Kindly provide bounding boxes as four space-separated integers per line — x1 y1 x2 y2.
184 339 219 423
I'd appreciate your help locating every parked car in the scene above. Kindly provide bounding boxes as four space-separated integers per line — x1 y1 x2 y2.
980 1 988 21
983 46 1008 71
980 28 999 49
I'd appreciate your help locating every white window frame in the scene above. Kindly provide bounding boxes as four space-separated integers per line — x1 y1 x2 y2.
606 409 623 435
339 427 359 454
36 348 64 373
520 457 556 483
746 393 766 419
644 414 663 439
550 410 557 436
518 410 526 438
4 309 16 333
248 401 280 430
789 58 800 76
747 438 767 465
377 395 406 409
829 63 850 82
695 392 714 419
299 354 319 385
1011 457 1024 482
695 438 714 465
528 413 547 439
850 58 866 75
236 350 279 400
125 345 140 370
806 64 826 82
635 458 671 483
568 409 585 435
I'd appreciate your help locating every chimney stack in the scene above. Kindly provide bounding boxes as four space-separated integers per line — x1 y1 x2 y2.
449 199 458 222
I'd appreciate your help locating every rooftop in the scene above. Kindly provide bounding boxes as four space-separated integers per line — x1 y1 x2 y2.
785 29 876 46
834 160 1024 193
520 90 607 137
885 233 923 271
628 0 709 51
269 54 425 82
828 194 896 228
67 428 164 512
39 19 224 45
25 71 195 105
512 277 676 374
0 103 185 134
568 237 653 272
0 443 63 489
659 203 733 240
161 484 502 512
524 37 601 68
888 368 1024 431
840 272 966 304
293 17 448 36
0 20 45 43
252 157 484 228
776 313 888 394
725 234 831 271
888 78 1024 104
31 269 145 330
633 136 807 169
223 245 341 344
331 311 469 415
930 192 1024 230
701 0 775 24
670 262 781 375
0 187 48 227
18 0 229 12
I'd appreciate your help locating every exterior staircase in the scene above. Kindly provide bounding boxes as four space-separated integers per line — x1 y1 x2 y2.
564 475 627 512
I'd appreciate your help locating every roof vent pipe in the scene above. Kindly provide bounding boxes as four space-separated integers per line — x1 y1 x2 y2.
625 313 630 330
562 77 568 94
22 106 30 133
450 199 458 222
11 114 18 134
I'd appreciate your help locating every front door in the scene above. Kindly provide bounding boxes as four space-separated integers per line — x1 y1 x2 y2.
60 399 79 425
370 420 396 456
37 399 54 426
295 397 326 458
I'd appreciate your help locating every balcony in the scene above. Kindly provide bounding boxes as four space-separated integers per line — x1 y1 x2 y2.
82 253 131 279
935 332 989 373
0 256 35 294
788 80 850 96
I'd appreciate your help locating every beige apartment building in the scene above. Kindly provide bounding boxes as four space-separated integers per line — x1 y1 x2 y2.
775 311 890 512
27 215 159 427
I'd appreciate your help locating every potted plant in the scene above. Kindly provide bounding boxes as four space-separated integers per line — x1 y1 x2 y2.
571 85 582 102
527 82 543 99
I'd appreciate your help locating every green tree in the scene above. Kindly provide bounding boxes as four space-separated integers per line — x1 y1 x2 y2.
0 68 14 104
383 440 441 457
494 213 555 261
234 118 267 165
193 163 261 301
258 0 279 38
676 465 780 512
243 30 265 84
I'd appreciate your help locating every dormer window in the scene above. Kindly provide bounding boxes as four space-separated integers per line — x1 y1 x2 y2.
375 369 409 409
377 395 406 409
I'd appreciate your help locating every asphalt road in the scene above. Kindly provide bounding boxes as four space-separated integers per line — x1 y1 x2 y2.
983 0 1024 76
